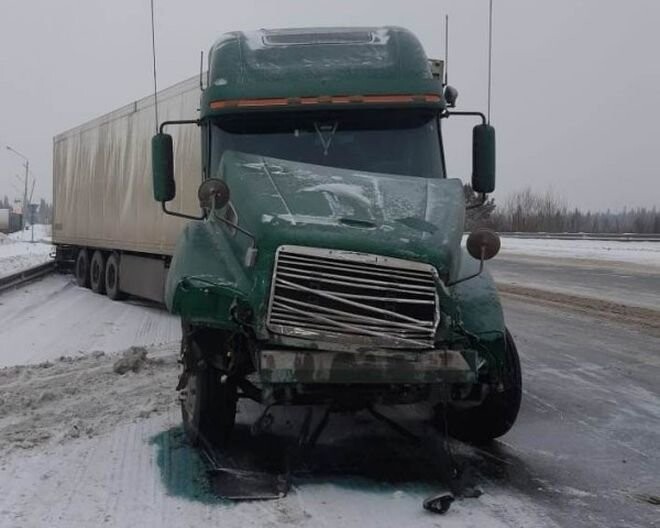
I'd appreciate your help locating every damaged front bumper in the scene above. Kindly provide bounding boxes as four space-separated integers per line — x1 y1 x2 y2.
259 347 478 385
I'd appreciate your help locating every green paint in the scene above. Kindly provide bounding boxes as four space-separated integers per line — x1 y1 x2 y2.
166 152 465 335
201 27 444 118
472 124 496 193
452 251 507 368
152 134 175 202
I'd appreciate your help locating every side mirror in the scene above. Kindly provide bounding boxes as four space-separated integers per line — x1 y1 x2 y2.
198 178 230 210
472 124 496 193
152 133 175 202
466 228 501 260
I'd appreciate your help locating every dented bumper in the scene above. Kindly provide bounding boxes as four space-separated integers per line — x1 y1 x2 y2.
259 348 477 385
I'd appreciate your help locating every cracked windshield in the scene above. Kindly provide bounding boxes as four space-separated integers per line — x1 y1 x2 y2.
211 111 445 178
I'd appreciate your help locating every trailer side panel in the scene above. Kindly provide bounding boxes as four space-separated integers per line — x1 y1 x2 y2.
52 76 201 256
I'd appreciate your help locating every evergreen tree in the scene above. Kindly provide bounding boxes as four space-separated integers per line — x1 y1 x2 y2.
463 184 496 230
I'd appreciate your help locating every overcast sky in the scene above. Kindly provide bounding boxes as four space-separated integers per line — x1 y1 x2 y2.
1 0 658 211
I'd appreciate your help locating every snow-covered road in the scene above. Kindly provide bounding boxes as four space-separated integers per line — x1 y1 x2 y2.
1 286 658 527
0 246 658 527
0 275 179 367
0 344 554 528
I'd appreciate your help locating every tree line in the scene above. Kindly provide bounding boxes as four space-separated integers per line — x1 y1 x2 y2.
3 189 659 234
465 186 660 234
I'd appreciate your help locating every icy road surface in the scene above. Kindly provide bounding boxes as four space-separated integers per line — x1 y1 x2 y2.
0 291 658 527
0 251 658 527
489 254 660 311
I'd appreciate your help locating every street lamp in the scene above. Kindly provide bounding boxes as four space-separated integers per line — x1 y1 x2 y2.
5 145 30 233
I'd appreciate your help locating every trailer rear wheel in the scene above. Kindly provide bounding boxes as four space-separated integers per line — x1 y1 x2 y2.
180 336 237 447
442 329 522 444
90 251 106 294
105 253 125 300
75 249 90 288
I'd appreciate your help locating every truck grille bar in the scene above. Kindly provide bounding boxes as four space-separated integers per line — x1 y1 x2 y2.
266 246 440 348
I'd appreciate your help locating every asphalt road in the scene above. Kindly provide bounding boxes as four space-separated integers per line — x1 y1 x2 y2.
489 255 660 310
496 297 660 527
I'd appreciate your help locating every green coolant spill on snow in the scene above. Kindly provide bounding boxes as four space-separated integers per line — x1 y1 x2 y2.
149 426 441 504
150 427 222 505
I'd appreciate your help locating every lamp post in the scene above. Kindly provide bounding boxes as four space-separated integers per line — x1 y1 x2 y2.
5 145 29 232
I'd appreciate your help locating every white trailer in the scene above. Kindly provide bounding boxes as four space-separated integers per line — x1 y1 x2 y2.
0 209 22 234
52 76 201 301
0 209 8 233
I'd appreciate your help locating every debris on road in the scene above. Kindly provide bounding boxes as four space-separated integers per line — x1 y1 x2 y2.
423 493 454 514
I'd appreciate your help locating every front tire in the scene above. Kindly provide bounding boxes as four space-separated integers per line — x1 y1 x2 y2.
180 334 237 447
443 329 522 444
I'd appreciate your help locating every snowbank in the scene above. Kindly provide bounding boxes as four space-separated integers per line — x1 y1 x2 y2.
0 346 178 454
499 236 660 268
8 223 52 243
0 275 180 368
0 224 53 278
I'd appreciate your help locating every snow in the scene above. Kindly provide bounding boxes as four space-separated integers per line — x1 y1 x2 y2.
0 407 553 528
0 224 53 278
499 236 660 268
301 182 373 210
0 274 559 527
0 351 554 528
0 274 179 368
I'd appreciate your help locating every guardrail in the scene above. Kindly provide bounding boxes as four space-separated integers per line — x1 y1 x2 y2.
498 232 660 242
0 261 57 294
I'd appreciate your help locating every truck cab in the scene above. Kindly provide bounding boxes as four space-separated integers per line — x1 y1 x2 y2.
153 26 521 446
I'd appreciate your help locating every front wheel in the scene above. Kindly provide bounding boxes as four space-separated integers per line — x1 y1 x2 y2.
441 329 522 444
180 336 237 447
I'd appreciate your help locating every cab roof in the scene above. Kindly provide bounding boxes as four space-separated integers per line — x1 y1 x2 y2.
202 26 444 117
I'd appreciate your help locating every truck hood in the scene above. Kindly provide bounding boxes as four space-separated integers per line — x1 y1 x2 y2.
218 151 465 281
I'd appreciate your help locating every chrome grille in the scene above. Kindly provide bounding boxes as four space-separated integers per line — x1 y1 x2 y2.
267 246 439 349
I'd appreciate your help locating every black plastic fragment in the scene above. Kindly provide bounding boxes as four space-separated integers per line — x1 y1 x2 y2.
208 468 289 501
423 493 454 514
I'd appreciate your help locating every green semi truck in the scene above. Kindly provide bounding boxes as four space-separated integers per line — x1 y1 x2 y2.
55 26 521 447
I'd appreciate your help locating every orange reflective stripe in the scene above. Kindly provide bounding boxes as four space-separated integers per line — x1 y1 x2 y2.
210 94 441 109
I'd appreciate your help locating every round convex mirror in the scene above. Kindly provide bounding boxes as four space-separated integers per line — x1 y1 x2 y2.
198 178 230 210
466 228 501 260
